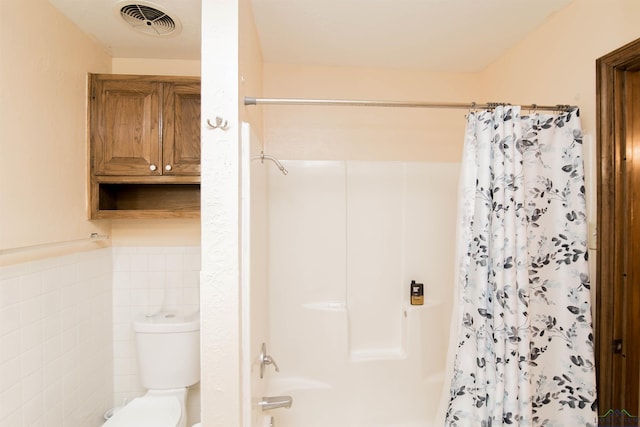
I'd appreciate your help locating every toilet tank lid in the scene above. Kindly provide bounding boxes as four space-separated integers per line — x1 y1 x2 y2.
133 311 200 333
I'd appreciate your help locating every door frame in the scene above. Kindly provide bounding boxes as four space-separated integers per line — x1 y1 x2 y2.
596 37 640 417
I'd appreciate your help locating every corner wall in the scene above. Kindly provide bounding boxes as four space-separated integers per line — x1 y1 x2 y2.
200 0 265 424
479 0 640 142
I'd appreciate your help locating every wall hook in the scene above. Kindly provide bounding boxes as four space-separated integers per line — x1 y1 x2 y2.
206 116 229 131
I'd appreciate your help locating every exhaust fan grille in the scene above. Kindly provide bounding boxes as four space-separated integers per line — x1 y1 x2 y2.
119 3 179 36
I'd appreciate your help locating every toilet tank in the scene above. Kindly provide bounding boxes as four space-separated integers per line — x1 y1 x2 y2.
133 311 200 390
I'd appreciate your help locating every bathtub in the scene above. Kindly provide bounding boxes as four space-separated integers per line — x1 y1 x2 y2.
265 372 445 427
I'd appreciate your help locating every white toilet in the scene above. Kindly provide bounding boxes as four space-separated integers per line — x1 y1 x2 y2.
104 311 200 427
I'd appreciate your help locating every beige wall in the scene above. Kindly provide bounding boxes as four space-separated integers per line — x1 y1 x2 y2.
0 0 111 263
261 0 640 166
262 64 478 162
8 0 635 258
111 58 200 77
238 2 268 425
480 0 640 144
239 0 264 136
0 0 204 262
3 0 637 251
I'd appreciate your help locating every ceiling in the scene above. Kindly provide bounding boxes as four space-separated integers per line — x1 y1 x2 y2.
48 0 573 72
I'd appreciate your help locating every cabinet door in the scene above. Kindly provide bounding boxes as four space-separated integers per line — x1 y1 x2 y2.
92 78 162 175
162 81 201 175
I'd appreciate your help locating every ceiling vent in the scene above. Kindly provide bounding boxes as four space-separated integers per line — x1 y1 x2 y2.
116 1 182 37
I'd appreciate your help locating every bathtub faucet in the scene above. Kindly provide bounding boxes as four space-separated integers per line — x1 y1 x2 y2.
258 395 293 411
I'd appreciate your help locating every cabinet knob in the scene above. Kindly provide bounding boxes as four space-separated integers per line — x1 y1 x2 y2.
165 164 172 171
149 164 157 171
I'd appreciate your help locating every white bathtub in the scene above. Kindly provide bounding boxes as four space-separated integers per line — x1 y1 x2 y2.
265 372 445 427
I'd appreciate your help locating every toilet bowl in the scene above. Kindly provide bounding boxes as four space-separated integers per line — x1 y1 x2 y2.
103 311 200 427
103 390 184 427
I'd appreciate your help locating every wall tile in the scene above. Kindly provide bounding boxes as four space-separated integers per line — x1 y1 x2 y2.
21 368 44 405
0 304 20 336
0 277 20 308
112 253 130 273
20 272 42 301
43 400 63 427
20 296 43 327
0 378 22 420
22 391 43 426
0 331 20 365
21 345 42 378
0 248 113 427
0 246 199 426
21 321 42 353
42 289 61 320
0 357 20 394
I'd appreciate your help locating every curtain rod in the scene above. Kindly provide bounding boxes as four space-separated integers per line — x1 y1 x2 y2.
0 233 110 256
244 97 576 112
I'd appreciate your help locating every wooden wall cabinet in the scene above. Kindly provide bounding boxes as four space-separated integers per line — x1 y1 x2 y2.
89 74 201 219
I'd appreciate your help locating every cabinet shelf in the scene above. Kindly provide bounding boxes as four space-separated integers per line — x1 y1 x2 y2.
93 182 200 219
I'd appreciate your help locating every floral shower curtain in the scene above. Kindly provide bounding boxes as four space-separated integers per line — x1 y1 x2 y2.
444 106 597 426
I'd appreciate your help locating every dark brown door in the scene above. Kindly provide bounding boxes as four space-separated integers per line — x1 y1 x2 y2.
597 39 640 425
620 69 640 415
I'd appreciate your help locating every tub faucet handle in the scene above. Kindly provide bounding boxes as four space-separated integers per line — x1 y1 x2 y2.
258 395 293 411
260 342 280 379
264 354 280 371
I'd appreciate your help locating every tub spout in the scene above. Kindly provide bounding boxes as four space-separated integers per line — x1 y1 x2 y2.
258 395 293 411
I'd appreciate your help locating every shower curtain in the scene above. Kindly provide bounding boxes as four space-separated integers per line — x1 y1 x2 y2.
444 106 597 426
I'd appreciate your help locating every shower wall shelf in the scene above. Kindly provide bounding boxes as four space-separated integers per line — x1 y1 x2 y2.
405 299 442 309
301 301 347 312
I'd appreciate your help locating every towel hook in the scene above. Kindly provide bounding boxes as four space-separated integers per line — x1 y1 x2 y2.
206 116 230 131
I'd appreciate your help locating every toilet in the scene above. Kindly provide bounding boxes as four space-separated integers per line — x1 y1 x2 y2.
104 311 200 427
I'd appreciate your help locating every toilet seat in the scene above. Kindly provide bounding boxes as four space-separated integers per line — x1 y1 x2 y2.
103 395 182 427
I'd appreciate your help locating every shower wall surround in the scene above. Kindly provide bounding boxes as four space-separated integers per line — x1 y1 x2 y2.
0 249 113 427
267 160 459 427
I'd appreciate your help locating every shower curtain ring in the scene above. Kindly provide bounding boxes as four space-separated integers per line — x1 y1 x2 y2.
465 102 476 118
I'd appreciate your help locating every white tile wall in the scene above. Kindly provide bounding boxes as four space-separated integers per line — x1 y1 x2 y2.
111 246 201 425
0 248 113 427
